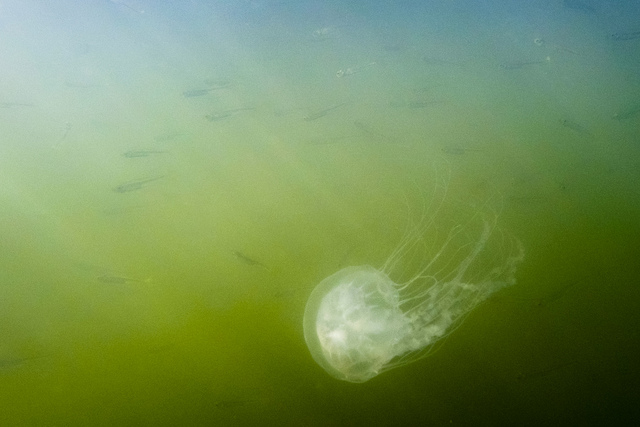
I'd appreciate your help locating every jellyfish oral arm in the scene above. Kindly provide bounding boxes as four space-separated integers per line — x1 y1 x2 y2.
303 211 525 383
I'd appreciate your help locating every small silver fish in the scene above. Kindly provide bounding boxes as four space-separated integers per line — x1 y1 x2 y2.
202 79 231 89
516 361 577 381
303 103 348 121
232 251 266 269
183 88 212 98
113 176 164 193
0 358 30 369
214 399 254 409
0 102 34 108
122 150 167 158
613 105 640 120
441 146 483 155
407 100 445 109
183 81 231 97
611 31 640 41
563 0 596 13
154 131 184 142
560 119 591 136
97 274 148 284
0 355 47 370
499 58 549 70
352 120 398 144
422 56 464 66
205 107 255 122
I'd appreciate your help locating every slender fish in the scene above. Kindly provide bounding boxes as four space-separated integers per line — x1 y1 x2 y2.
562 0 596 13
407 100 446 109
97 274 148 284
205 107 255 122
122 150 167 158
517 361 577 381
560 118 591 136
232 251 267 269
613 105 640 120
183 89 212 98
611 31 640 41
0 355 47 370
500 58 549 70
0 102 34 108
113 176 164 193
183 81 231 97
303 103 347 121
441 146 483 155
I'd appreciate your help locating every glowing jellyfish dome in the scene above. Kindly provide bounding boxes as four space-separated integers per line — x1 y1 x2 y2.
303 192 524 383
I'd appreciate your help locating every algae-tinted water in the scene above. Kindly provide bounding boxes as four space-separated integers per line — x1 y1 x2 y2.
1 0 639 425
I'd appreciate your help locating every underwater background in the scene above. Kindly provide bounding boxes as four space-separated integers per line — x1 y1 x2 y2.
1 0 639 425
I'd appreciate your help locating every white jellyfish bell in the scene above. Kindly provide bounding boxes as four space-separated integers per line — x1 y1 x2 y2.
303 179 525 383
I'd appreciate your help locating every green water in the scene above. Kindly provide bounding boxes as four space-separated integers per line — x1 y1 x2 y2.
1 0 639 425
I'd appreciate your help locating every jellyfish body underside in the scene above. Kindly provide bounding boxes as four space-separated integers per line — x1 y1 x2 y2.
303 223 523 383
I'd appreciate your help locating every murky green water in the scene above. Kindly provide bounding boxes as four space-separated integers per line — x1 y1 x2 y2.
1 0 639 425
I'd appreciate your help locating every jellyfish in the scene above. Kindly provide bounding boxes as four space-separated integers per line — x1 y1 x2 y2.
303 191 524 383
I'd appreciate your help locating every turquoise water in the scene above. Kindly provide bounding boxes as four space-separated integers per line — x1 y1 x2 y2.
1 0 639 425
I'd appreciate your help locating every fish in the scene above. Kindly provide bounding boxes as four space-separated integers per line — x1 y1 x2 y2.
205 107 255 122
183 81 231 97
97 274 149 284
534 281 578 307
562 0 596 13
64 80 102 88
122 150 167 158
613 105 640 120
60 122 72 140
352 120 378 138
335 62 376 78
0 358 30 370
441 146 483 155
504 281 578 307
407 100 445 109
303 103 348 121
422 56 464 66
202 79 231 89
0 355 47 371
109 0 144 14
0 102 34 108
308 135 360 145
352 120 398 143
182 89 212 98
311 26 340 41
101 204 146 216
214 399 255 409
499 59 549 70
550 43 580 55
382 43 404 52
112 176 164 193
517 361 577 381
560 118 591 136
153 130 184 142
232 251 267 269
611 31 640 41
